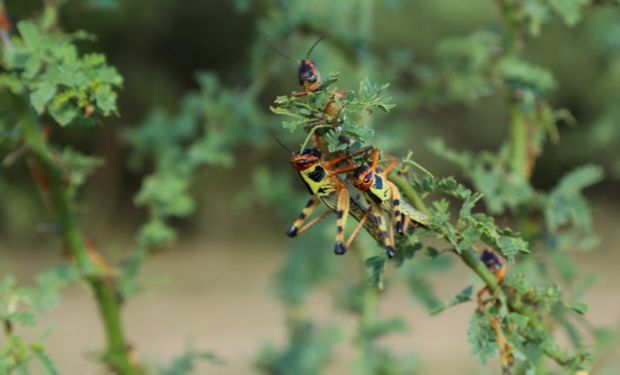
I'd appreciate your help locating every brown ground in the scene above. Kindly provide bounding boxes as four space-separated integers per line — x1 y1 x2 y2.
1 203 619 375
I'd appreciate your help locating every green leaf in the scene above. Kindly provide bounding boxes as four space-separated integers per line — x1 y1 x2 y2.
6 21 123 126
467 313 498 364
363 318 408 339
30 82 57 114
49 104 79 126
548 0 589 26
32 349 59 375
365 255 386 289
0 74 25 94
545 165 603 233
17 21 43 51
460 192 483 219
11 312 35 327
160 349 222 375
498 57 556 95
498 236 529 258
569 302 588 315
138 219 177 247
431 286 474 315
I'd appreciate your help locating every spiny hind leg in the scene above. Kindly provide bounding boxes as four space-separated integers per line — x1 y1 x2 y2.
334 186 351 255
370 205 396 258
287 196 321 237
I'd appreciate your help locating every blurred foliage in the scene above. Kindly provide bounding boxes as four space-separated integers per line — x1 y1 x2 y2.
157 348 222 375
0 266 80 374
0 0 619 374
1 19 122 126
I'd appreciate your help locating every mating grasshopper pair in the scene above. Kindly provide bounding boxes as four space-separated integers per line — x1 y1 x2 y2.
287 145 425 258
271 37 426 258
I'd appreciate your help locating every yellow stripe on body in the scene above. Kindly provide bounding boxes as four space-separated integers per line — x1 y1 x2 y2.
299 167 338 198
366 176 429 227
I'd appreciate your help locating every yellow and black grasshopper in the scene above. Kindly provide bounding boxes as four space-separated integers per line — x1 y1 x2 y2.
287 146 373 255
272 38 408 256
352 148 428 258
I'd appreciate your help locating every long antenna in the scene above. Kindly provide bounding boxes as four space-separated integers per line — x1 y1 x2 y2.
305 35 325 59
267 39 298 63
266 128 294 154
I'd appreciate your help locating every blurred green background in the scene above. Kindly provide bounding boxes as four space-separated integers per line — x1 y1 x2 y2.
1 0 619 374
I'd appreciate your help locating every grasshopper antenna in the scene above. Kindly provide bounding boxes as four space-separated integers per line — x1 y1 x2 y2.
267 39 298 63
266 128 294 155
306 35 325 59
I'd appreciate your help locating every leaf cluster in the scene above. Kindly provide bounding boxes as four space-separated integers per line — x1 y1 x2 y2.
1 21 123 126
270 75 393 152
0 266 81 374
125 72 261 249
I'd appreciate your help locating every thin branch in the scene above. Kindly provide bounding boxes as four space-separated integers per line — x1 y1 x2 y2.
17 99 139 375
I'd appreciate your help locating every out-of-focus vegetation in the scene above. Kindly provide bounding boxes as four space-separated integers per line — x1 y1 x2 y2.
0 0 619 374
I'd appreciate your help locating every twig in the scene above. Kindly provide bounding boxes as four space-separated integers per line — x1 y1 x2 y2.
17 99 139 374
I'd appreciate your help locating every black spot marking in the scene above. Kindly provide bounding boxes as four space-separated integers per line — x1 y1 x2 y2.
336 210 344 219
381 231 388 238
394 210 401 217
308 166 326 182
393 199 400 205
299 213 306 220
337 226 343 233
386 246 396 258
369 191 383 205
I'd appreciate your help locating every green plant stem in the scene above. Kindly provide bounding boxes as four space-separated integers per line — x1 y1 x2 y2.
390 174 585 370
388 173 429 215
18 103 139 375
358 241 379 374
494 0 521 54
509 100 528 180
494 0 530 181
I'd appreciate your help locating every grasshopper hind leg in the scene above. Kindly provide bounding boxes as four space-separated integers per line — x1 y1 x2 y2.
370 205 396 258
287 196 321 237
333 186 351 255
